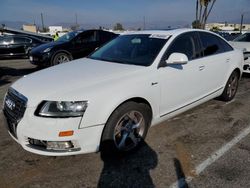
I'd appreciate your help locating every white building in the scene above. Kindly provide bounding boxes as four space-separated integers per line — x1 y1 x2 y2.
206 22 250 32
48 26 63 35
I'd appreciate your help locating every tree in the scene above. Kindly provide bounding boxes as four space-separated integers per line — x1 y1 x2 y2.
210 26 221 31
192 20 201 29
194 0 216 29
113 23 124 31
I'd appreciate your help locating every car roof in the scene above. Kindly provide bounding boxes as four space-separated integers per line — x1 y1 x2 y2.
2 34 42 40
120 28 214 37
73 29 116 35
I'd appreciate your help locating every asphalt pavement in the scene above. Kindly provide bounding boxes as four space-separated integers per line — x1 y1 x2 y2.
1 59 250 188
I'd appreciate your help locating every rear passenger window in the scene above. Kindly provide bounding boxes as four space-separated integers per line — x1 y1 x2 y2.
77 31 98 44
199 32 233 56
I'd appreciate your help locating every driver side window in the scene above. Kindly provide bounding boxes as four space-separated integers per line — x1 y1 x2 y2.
164 33 197 61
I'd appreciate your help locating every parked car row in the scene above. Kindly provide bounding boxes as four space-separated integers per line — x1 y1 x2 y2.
1 29 249 76
29 29 118 67
0 29 117 63
2 29 244 156
0 35 46 58
215 32 240 41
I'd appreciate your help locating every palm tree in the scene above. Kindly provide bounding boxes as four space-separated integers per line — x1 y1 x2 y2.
195 0 216 29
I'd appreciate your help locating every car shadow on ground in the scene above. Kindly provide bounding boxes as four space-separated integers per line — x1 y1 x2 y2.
98 140 158 188
0 66 41 87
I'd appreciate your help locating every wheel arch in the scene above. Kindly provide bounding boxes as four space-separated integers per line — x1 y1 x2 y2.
220 67 241 101
234 67 241 78
99 97 153 146
51 50 73 64
118 97 153 119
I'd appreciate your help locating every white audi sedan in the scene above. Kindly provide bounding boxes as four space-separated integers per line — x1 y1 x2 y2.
3 29 244 156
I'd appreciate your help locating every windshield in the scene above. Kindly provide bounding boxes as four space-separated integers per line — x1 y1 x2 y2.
57 31 78 42
89 34 168 66
233 33 250 42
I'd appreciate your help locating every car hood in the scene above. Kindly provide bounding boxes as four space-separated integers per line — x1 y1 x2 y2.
31 41 66 53
12 58 145 107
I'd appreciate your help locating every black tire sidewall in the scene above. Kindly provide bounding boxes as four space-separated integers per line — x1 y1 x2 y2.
101 102 151 153
221 71 239 101
51 52 71 66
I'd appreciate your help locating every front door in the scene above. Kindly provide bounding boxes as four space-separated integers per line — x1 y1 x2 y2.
71 30 100 59
159 32 207 118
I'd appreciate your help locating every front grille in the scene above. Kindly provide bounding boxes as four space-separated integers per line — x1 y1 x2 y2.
3 88 28 138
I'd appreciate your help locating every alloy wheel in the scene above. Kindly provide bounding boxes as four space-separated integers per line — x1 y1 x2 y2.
113 110 145 151
226 73 238 98
55 54 70 64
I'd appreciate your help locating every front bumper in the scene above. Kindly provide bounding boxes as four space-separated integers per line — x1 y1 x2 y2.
29 52 51 66
243 52 250 73
2 108 105 156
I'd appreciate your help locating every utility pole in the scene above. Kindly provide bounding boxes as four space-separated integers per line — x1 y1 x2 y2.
143 16 146 30
75 13 78 26
41 13 45 32
240 13 244 34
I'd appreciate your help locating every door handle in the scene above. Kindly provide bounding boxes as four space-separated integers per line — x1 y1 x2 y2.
226 58 230 63
151 82 158 86
199 65 205 71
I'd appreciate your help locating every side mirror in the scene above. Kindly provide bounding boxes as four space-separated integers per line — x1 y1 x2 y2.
166 53 188 65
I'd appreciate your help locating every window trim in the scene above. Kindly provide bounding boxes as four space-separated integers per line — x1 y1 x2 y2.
198 31 233 58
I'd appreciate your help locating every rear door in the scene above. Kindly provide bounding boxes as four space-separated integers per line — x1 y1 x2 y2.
198 31 234 93
12 36 27 55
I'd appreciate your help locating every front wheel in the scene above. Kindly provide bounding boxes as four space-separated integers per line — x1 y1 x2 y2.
101 102 151 154
220 71 240 101
51 52 72 66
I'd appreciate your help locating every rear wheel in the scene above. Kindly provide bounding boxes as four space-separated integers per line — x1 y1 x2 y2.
101 102 151 154
51 52 72 66
220 70 239 101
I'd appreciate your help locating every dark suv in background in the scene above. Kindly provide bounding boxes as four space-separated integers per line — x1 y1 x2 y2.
29 29 118 67
0 35 45 58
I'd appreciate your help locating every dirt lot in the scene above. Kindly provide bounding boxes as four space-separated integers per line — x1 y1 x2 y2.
1 59 250 188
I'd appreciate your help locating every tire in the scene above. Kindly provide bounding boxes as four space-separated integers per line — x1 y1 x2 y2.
51 52 72 66
100 102 151 154
220 70 239 101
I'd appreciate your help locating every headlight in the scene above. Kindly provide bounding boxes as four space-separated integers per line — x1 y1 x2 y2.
43 47 52 53
37 101 88 117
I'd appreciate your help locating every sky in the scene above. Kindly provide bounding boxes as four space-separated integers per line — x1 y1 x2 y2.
1 0 250 28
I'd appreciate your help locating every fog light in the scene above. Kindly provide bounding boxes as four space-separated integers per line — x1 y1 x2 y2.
46 141 74 150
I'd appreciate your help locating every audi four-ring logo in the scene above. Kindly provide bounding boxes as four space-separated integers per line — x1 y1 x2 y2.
5 98 15 110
